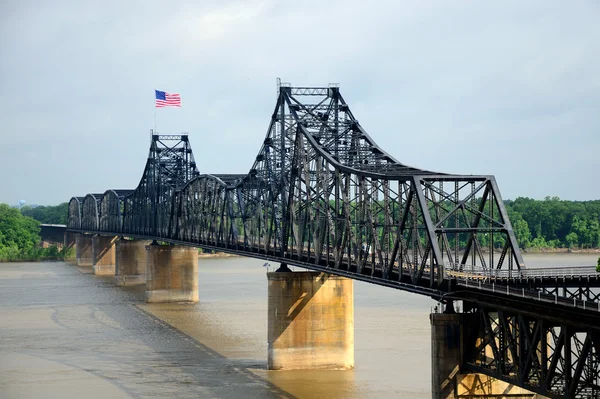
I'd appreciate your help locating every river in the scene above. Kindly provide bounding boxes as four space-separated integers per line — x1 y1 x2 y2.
0 253 597 398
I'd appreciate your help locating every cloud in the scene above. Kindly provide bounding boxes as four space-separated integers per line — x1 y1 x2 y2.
0 0 599 205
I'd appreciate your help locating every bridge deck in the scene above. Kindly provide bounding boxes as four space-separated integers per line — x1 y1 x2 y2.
68 229 600 318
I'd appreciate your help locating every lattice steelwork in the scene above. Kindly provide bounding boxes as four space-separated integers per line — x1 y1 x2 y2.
99 189 133 233
464 307 600 398
67 197 83 230
122 135 199 237
539 286 600 305
68 85 525 291
177 84 523 289
81 193 102 231
66 83 600 397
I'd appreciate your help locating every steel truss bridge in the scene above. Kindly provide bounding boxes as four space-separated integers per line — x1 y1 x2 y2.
67 83 600 398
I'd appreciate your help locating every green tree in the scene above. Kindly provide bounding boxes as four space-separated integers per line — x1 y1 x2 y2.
530 236 550 249
597 256 600 272
512 217 531 249
20 202 68 224
587 219 600 248
0 204 41 261
565 232 579 248
572 216 591 248
506 197 600 249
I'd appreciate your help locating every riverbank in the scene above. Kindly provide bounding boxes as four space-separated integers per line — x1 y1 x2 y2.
0 244 72 263
522 247 600 254
198 251 239 259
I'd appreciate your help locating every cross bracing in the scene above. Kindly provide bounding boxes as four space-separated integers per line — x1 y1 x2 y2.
65 83 600 398
67 84 598 294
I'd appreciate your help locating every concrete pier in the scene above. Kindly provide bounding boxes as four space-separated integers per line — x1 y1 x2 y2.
267 270 354 370
145 243 198 303
115 239 149 286
75 234 93 266
431 311 542 398
63 232 76 264
92 235 117 275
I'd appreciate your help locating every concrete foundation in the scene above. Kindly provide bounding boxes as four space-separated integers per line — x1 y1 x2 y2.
431 312 543 398
63 232 76 264
267 271 354 370
75 234 93 267
145 244 198 303
92 235 117 275
115 239 149 286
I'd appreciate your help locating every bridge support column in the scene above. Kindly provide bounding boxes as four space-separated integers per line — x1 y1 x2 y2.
431 310 543 399
92 235 117 275
145 243 198 303
63 232 76 264
75 234 93 267
267 270 354 370
115 239 149 286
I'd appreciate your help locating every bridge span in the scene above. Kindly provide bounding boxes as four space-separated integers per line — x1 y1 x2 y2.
64 84 600 398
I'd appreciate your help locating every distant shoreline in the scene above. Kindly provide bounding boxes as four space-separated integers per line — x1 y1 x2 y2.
522 247 600 254
198 252 239 259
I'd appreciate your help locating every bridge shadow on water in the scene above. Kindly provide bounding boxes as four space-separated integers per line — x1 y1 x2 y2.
63 266 358 399
96 276 299 399
129 303 298 399
15 263 300 399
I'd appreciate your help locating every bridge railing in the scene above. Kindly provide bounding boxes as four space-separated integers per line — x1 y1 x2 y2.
447 266 599 281
457 277 600 312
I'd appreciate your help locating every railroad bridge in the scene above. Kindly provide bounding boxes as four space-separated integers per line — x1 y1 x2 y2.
64 83 600 398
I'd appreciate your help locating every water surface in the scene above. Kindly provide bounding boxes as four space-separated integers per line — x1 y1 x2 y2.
0 253 596 398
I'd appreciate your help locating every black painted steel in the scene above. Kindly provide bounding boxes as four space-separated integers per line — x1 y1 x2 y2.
39 224 67 245
462 304 600 398
65 83 600 398
68 85 527 291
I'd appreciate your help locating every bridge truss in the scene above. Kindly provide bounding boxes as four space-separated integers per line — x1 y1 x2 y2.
68 84 525 292
463 304 600 398
66 83 600 398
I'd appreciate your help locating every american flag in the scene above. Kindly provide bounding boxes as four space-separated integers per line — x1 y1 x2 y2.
155 90 181 108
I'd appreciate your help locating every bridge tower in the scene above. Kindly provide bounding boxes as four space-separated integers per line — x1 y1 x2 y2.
65 83 600 389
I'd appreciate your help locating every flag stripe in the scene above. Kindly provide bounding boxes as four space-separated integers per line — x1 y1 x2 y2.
155 90 181 108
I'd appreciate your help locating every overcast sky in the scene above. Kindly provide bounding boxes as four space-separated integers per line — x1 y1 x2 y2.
1 1 599 206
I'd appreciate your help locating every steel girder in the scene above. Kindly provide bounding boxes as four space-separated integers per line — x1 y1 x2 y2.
81 193 102 231
176 174 242 246
482 276 600 305
64 84 599 398
67 197 83 230
204 85 525 288
539 285 600 305
463 306 600 398
122 135 199 237
99 189 133 233
67 85 525 290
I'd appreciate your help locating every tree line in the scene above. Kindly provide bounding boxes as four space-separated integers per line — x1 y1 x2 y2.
0 204 69 261
14 198 600 251
505 197 600 250
2 197 600 264
20 202 68 225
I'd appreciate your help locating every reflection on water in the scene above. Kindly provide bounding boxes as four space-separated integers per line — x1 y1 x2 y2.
522 252 599 268
0 253 597 398
141 257 436 398
139 253 598 398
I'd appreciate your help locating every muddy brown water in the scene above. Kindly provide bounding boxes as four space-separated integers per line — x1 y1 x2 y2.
0 254 597 398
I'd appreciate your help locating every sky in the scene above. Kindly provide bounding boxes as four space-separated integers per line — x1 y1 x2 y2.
1 0 599 206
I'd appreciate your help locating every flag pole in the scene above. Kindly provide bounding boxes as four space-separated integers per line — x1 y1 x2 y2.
154 90 157 134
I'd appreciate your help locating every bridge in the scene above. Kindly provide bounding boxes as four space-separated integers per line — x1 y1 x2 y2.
64 83 600 398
